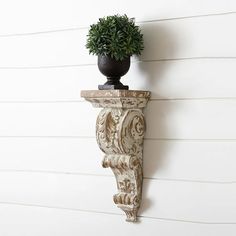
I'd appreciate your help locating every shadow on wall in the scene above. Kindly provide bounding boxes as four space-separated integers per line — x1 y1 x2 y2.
137 21 177 97
136 21 177 218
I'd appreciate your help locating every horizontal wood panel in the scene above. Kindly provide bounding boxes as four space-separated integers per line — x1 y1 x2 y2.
140 14 236 61
1 205 236 236
0 172 235 222
0 137 106 176
0 66 101 101
143 140 236 182
0 1 236 34
0 138 236 182
1 100 236 139
0 29 95 66
1 59 236 101
130 59 236 99
145 100 236 139
0 14 236 66
1 1 235 235
0 102 98 136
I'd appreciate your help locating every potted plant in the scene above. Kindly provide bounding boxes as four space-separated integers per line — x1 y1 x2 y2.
86 14 144 90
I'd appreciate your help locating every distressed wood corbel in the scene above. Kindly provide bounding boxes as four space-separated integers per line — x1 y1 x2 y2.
81 90 151 222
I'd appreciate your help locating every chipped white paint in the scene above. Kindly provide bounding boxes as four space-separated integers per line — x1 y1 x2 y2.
81 90 151 221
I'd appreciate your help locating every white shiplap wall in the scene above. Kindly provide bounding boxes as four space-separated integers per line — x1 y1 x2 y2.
0 1 236 235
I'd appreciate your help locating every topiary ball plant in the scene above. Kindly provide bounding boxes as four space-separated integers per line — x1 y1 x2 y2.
86 14 144 61
86 14 144 90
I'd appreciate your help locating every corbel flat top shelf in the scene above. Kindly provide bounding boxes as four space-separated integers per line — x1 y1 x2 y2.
81 90 151 108
80 90 151 99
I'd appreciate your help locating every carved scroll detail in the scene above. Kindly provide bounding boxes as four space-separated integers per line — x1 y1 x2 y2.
81 90 150 222
97 108 145 222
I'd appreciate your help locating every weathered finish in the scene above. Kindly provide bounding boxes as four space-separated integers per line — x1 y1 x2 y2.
81 90 150 108
81 90 151 222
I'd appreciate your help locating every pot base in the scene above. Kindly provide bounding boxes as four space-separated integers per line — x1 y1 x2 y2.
98 84 129 90
97 55 130 90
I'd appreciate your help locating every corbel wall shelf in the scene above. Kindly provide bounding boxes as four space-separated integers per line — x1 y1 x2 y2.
81 90 151 222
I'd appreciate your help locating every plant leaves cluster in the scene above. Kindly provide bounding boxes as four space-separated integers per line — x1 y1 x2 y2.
86 14 144 61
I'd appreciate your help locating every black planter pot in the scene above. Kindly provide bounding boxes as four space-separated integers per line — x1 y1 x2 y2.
97 55 130 90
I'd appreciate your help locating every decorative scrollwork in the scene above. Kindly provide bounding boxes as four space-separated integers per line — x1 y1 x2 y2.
81 90 150 222
96 108 145 156
102 155 141 170
96 108 145 222
119 109 145 157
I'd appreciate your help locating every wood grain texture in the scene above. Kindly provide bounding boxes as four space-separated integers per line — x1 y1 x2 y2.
0 172 235 223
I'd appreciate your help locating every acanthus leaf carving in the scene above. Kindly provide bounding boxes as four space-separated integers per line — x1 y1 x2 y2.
81 90 150 222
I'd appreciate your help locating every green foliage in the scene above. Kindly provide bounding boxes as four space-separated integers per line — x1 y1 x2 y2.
86 14 144 61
